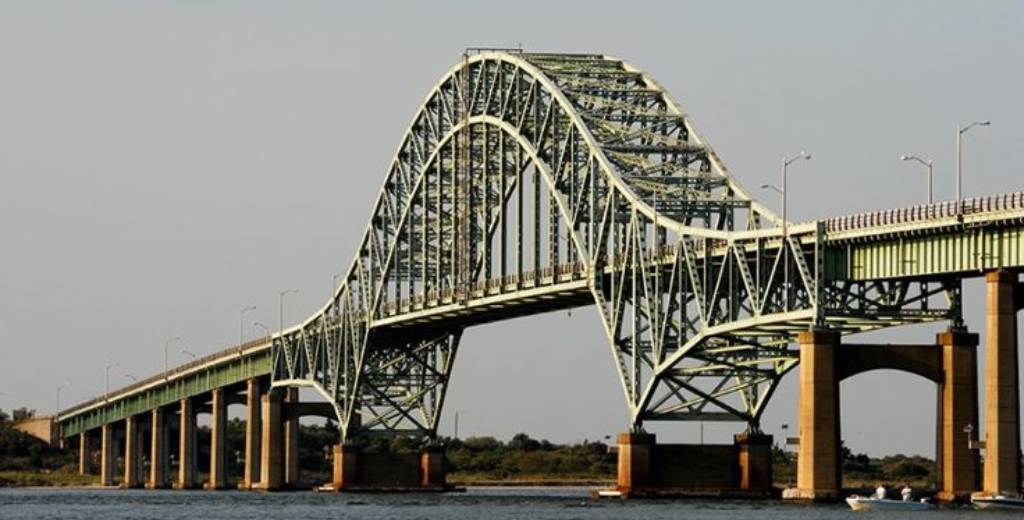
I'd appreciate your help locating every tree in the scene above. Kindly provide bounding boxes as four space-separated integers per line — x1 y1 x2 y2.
11 407 35 422
508 433 541 452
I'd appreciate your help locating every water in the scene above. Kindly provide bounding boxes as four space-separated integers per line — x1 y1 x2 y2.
0 487 995 519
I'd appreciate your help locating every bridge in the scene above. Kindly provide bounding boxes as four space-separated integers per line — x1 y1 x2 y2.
54 51 1023 499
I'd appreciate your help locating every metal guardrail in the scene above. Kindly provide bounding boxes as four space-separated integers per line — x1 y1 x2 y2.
57 335 271 420
824 192 1024 233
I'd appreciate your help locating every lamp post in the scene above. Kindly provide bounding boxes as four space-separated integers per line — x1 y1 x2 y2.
956 120 991 214
239 304 256 345
180 348 197 360
900 155 934 205
56 383 69 415
279 289 299 337
253 320 271 338
104 363 118 402
164 336 182 379
779 151 811 311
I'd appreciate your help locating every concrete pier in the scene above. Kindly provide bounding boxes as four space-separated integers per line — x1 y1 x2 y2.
123 415 143 488
78 430 93 475
735 432 773 491
283 387 299 488
175 398 196 489
239 378 262 489
332 443 449 491
614 431 773 497
983 271 1021 496
100 422 116 487
147 408 168 489
207 388 229 490
937 331 980 501
421 445 446 488
258 391 283 490
616 432 654 492
794 329 840 500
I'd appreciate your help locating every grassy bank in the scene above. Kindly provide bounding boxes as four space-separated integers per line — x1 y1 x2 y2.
0 470 96 488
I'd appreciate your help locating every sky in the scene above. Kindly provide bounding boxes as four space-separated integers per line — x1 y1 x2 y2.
0 1 1022 457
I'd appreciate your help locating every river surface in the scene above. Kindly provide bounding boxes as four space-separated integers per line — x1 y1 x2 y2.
0 487 1003 519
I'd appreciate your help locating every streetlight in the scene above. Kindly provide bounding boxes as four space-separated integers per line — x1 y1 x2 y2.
956 120 991 214
253 320 271 338
56 382 70 415
180 348 197 360
164 336 182 379
900 155 934 205
124 373 138 382
104 363 118 402
239 304 256 345
781 151 811 311
279 289 299 336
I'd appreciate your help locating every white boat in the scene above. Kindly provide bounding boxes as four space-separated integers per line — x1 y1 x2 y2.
972 494 1024 510
846 495 934 511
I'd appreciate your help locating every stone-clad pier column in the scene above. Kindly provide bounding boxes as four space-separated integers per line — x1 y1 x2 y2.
148 407 168 489
795 329 840 500
983 271 1021 496
937 330 979 501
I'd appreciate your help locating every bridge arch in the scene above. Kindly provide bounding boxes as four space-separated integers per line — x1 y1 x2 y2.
272 52 961 443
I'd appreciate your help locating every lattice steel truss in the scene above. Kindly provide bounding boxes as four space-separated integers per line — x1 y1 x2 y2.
273 52 958 442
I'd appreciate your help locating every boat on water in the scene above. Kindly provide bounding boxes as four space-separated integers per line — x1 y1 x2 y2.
972 494 1024 510
846 495 934 511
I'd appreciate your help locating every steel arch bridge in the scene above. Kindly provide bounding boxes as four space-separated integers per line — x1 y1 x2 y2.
56 51 1024 448
270 51 966 442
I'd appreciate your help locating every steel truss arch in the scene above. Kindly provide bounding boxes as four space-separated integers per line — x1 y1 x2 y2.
272 52 961 442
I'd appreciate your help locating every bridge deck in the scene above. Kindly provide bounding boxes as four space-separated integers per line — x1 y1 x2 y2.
55 192 1024 438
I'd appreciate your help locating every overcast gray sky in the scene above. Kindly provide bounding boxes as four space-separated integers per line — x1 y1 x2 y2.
1 1 1022 457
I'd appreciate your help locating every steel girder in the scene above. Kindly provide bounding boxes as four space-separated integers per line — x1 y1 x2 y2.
271 51 960 441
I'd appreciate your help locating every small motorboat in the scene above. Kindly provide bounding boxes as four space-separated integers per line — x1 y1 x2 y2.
846 495 934 511
972 494 1024 510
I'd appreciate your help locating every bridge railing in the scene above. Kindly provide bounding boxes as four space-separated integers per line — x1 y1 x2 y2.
824 192 1024 233
57 335 271 421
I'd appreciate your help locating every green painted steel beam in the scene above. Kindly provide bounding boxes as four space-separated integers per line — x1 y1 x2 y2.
57 348 271 438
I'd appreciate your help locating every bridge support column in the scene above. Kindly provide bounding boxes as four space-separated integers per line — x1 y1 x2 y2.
616 432 654 494
736 432 773 491
330 442 449 491
147 407 168 489
283 387 299 488
258 391 283 490
332 443 358 491
421 445 446 488
207 388 228 490
100 422 116 487
174 398 197 489
983 271 1021 496
78 431 93 475
793 329 840 500
937 330 980 502
123 415 143 488
239 378 262 490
